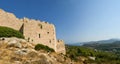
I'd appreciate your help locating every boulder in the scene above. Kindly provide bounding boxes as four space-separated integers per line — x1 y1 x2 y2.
7 39 22 48
14 49 29 55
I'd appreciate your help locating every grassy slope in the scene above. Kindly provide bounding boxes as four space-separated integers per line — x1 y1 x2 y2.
0 26 24 38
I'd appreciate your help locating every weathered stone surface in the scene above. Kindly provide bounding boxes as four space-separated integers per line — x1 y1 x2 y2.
0 37 77 64
14 49 29 55
8 40 22 48
56 40 66 54
0 9 65 54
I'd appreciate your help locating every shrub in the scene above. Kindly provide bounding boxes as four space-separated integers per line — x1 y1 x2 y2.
0 26 24 39
34 44 55 52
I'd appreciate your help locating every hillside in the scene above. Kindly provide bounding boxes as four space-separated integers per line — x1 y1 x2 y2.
66 45 120 64
83 41 120 55
0 37 120 64
0 37 73 64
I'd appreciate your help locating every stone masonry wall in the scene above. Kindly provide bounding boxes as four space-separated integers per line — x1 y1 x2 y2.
22 18 57 51
0 9 23 30
0 9 66 54
56 40 66 54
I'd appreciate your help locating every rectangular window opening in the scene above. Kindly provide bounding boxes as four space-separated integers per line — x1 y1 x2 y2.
39 34 41 38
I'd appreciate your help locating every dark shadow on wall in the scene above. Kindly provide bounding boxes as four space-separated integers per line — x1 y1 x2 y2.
19 23 24 34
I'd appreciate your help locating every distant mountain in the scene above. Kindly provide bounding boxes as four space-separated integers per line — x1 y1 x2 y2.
83 38 120 44
83 41 120 53
67 38 120 46
67 43 83 46
82 38 120 49
82 38 120 53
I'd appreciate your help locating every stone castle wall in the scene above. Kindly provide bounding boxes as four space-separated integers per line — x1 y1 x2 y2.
22 18 57 51
56 40 66 54
0 9 65 54
0 9 23 30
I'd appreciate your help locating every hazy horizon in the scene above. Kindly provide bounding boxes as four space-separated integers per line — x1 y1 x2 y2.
1 0 120 44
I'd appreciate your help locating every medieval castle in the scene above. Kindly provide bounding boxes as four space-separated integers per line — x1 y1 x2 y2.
0 9 66 54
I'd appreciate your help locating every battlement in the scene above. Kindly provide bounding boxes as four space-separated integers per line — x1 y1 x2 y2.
56 39 66 54
0 9 66 54
57 40 64 42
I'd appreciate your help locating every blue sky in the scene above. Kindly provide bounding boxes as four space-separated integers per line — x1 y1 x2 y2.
0 0 120 44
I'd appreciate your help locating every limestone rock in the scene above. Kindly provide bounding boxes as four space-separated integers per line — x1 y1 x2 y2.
14 61 22 64
8 39 22 48
14 49 29 55
0 37 82 64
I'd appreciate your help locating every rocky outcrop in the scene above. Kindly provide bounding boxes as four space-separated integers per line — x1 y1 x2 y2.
0 37 78 64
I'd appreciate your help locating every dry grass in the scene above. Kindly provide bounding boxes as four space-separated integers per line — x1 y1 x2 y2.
0 39 84 64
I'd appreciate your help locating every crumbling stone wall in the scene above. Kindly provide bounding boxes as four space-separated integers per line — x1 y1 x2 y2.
22 18 57 51
0 9 23 30
0 9 66 54
56 40 66 54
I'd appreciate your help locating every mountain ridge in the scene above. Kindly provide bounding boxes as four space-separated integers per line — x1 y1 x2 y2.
68 38 120 46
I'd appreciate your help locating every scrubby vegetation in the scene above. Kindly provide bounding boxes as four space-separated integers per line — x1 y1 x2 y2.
35 44 55 52
0 26 24 39
83 41 120 53
66 45 120 64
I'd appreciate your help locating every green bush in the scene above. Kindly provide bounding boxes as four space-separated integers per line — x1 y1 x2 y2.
35 44 55 52
0 26 24 39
